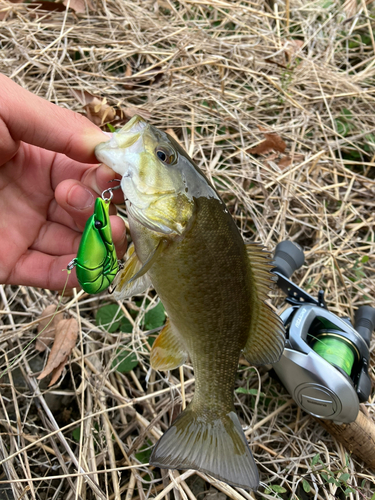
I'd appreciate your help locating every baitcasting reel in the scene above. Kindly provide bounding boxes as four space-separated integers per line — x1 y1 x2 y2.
272 241 374 424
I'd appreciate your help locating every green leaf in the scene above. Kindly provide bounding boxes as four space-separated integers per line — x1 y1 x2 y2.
321 472 329 482
72 427 81 442
360 34 372 46
107 123 116 132
342 108 352 118
143 302 165 330
338 473 350 483
325 477 340 486
361 255 369 264
120 317 133 333
361 478 366 488
335 119 350 137
302 479 311 493
235 387 265 396
135 440 153 463
271 485 287 493
344 487 355 496
96 304 124 333
112 348 138 372
311 453 321 466
371 492 375 500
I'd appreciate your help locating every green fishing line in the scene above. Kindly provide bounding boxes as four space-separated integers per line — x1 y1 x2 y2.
312 334 355 376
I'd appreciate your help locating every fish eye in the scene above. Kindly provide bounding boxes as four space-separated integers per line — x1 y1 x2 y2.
94 220 103 229
155 146 175 165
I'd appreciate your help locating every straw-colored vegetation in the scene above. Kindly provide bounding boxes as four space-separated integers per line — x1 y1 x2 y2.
1 0 375 498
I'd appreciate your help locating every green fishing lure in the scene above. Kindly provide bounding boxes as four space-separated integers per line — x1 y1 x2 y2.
69 196 119 294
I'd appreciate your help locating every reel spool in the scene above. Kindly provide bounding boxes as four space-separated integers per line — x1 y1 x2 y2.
272 241 374 424
311 331 356 377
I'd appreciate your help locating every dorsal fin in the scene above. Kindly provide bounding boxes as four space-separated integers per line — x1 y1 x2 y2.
243 243 285 366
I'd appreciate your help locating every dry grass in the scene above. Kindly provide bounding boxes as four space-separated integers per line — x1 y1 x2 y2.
1 0 375 498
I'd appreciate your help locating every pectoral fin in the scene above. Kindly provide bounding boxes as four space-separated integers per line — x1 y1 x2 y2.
112 239 168 300
129 238 168 282
243 243 285 365
112 244 152 299
151 319 188 371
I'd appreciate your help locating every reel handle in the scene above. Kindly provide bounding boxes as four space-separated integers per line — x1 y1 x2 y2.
273 241 305 279
354 305 375 347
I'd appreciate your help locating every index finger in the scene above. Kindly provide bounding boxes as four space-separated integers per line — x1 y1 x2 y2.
0 74 108 164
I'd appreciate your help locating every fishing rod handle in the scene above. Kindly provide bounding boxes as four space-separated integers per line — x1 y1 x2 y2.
354 305 375 347
273 241 305 279
316 409 375 471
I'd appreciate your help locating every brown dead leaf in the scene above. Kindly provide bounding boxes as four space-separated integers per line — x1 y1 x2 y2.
121 106 152 121
284 39 304 59
1 0 67 21
35 305 64 352
86 97 116 126
247 131 286 155
277 154 305 169
71 89 116 125
70 88 92 105
62 0 92 13
38 318 78 381
31 1 66 11
277 156 292 169
48 356 68 387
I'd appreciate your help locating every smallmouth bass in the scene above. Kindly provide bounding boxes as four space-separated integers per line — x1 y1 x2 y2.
95 115 285 490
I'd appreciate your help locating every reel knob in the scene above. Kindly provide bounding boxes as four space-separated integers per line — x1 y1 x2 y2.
354 305 375 347
273 241 305 278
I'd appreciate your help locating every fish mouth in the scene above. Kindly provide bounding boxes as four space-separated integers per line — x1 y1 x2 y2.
95 115 148 177
120 114 148 134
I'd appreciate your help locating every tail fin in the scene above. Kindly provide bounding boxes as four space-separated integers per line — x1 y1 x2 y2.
149 406 259 491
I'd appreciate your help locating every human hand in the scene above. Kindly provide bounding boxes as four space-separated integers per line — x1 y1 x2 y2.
0 74 127 290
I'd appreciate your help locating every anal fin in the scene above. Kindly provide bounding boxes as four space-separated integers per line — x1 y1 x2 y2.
244 243 285 365
151 319 188 371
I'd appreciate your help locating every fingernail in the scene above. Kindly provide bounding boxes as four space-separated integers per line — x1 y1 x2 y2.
67 185 94 210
